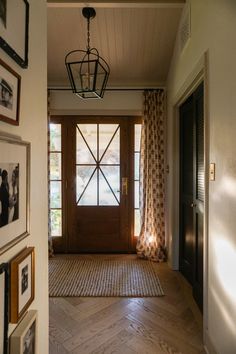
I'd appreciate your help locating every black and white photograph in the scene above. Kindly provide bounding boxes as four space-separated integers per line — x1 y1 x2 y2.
10 310 37 354
0 58 20 125
0 77 13 109
21 264 28 295
0 0 29 68
0 163 19 228
0 0 6 28
23 320 35 354
0 135 30 255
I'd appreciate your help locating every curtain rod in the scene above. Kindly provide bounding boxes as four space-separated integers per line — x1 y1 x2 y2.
48 87 165 92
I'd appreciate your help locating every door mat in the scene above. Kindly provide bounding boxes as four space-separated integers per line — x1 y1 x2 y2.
49 258 164 297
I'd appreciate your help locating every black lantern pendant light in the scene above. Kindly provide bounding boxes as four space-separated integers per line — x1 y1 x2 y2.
65 7 110 99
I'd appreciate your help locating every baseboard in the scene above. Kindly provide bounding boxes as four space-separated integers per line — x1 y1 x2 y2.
204 330 218 354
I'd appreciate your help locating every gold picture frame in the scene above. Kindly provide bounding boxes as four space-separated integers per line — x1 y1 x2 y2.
10 247 35 323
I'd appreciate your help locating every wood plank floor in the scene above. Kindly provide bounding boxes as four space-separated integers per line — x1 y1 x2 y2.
49 255 204 354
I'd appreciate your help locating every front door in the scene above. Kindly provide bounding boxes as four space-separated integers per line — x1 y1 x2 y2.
67 117 130 252
49 116 141 253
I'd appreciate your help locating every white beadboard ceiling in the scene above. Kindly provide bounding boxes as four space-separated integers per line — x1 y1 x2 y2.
47 1 184 88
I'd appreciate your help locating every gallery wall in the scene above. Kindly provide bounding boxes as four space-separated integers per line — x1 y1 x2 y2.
167 0 236 352
0 0 48 353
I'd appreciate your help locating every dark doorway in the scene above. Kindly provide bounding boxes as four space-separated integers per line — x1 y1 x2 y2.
179 82 204 311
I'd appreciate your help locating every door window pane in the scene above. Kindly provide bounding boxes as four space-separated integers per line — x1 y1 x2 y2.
50 153 61 180
99 124 119 163
135 124 141 151
134 152 140 180
79 170 98 205
50 209 62 236
135 181 139 209
100 128 120 164
50 181 61 208
135 209 141 237
49 123 62 237
99 170 119 206
101 166 120 202
77 124 97 162
76 166 96 202
134 124 141 236
76 127 96 164
50 124 61 151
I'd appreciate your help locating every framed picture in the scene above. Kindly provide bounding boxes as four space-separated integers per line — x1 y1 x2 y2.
0 58 21 125
10 247 35 323
0 263 9 354
0 0 29 68
10 310 37 354
0 134 30 255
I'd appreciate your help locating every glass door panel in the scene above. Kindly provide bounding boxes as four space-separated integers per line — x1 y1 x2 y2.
99 170 119 206
134 124 142 236
49 123 62 237
76 125 97 164
78 171 98 206
76 166 96 203
99 124 120 160
76 123 120 206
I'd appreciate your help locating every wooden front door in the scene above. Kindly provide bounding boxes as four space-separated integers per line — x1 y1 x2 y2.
179 82 204 311
49 116 142 253
67 117 130 252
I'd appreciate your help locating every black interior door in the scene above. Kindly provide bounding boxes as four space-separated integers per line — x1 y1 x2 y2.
179 82 204 312
192 83 204 310
179 95 194 284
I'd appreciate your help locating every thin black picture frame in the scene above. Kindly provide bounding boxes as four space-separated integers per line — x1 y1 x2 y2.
0 262 9 354
0 0 29 69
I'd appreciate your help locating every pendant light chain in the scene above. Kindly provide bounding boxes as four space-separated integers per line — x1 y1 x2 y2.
87 17 90 53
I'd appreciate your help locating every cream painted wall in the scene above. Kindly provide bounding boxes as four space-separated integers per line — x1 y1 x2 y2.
49 90 143 116
167 0 236 353
0 0 48 353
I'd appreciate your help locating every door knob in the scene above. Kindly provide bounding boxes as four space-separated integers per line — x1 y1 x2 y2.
191 203 196 208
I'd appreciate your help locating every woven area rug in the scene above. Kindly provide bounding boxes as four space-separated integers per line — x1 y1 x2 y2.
49 258 164 297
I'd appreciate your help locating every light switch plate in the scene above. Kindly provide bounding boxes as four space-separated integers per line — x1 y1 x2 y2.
210 163 215 181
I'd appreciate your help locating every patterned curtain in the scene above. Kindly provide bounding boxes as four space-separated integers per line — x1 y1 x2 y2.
48 90 54 257
136 90 167 262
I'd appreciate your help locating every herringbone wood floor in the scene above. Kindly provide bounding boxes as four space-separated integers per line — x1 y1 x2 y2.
49 255 204 354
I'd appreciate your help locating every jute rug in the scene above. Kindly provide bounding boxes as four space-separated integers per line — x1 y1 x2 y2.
49 258 164 297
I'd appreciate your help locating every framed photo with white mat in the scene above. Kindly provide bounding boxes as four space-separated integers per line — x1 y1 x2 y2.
10 247 35 323
0 133 30 255
10 310 37 354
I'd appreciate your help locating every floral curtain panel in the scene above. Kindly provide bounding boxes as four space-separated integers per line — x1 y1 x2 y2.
136 90 167 262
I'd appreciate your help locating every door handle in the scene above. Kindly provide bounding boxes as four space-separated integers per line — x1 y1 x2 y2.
191 202 196 208
122 177 128 196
